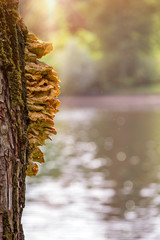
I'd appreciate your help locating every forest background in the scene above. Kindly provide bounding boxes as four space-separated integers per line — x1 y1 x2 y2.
20 0 160 96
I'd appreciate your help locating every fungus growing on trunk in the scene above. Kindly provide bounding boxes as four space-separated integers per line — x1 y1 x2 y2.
25 33 60 176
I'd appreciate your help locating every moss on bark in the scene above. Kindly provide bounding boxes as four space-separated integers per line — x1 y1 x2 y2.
2 211 14 240
0 0 28 239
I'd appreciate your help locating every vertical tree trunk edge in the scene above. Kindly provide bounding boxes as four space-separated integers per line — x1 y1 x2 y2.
0 0 28 239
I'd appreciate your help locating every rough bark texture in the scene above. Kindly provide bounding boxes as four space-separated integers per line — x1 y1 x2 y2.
0 0 28 239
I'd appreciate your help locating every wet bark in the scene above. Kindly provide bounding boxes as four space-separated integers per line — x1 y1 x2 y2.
0 0 28 239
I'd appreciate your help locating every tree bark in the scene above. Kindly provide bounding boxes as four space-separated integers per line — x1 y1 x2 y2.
0 0 28 239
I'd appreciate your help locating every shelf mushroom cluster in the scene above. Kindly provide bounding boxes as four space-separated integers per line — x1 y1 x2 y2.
25 33 60 176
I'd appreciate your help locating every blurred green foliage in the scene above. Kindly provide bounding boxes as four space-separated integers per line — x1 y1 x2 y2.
20 0 160 95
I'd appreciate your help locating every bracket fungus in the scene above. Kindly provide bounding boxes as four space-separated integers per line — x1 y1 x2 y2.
25 33 60 177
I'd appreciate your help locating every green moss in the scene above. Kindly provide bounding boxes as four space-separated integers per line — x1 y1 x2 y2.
7 67 23 107
0 2 23 108
0 6 10 63
2 211 15 240
8 109 14 122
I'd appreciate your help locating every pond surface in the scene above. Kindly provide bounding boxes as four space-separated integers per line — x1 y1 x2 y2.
23 106 160 240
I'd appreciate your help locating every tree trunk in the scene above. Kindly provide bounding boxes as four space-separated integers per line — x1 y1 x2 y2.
0 0 28 239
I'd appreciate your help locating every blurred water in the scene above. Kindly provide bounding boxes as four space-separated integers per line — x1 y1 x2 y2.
23 107 160 240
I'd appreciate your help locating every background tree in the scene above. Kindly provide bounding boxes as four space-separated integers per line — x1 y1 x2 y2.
20 0 160 95
85 0 160 90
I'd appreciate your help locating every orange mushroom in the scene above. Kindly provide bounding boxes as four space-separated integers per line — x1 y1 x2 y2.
25 33 60 176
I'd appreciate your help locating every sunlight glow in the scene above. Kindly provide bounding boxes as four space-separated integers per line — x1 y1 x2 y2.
47 0 56 13
47 0 56 26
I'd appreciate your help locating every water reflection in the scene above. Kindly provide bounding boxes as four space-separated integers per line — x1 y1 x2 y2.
23 108 160 240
